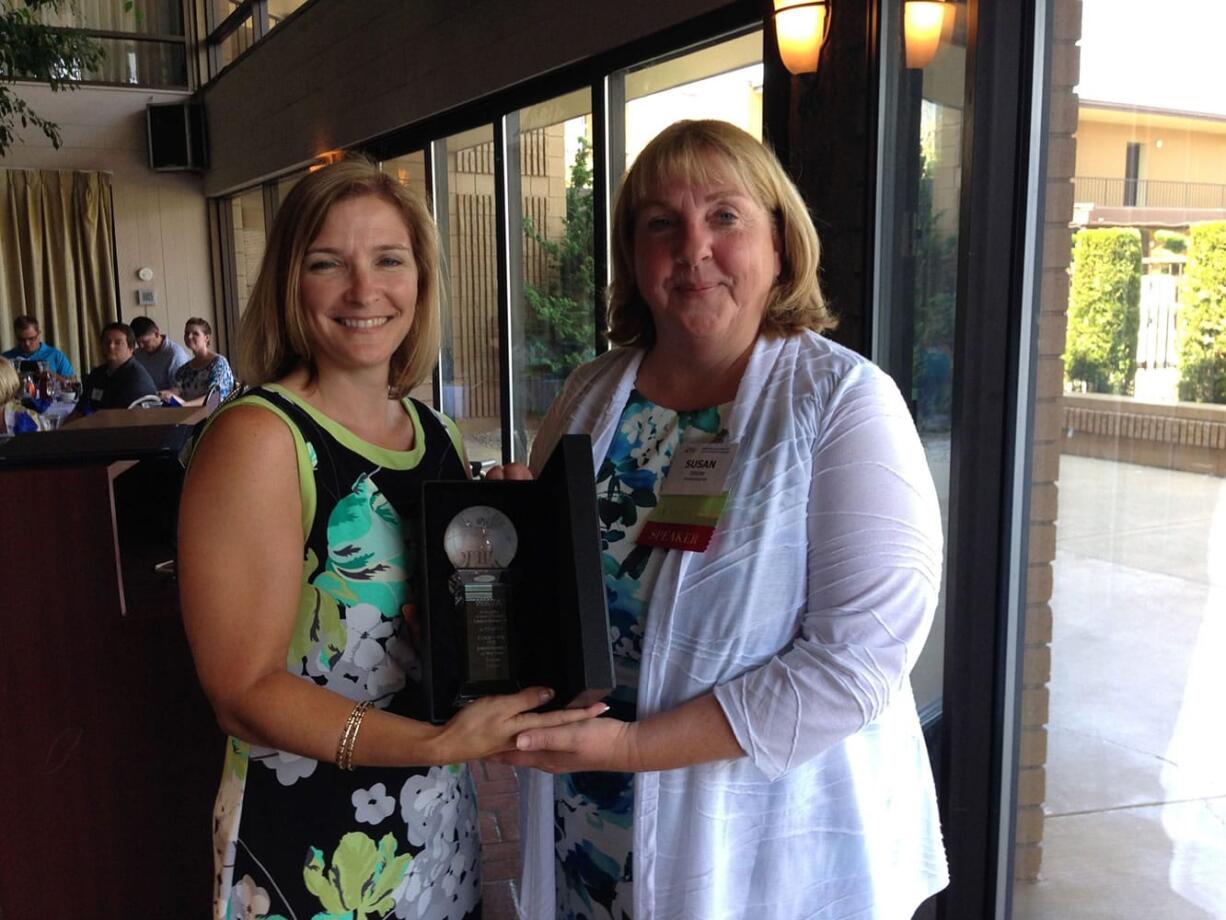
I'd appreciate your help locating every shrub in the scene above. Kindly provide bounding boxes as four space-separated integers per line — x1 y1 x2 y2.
521 135 596 378
1177 221 1226 404
1066 228 1142 394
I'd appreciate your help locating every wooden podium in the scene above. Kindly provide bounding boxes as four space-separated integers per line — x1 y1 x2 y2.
0 454 222 914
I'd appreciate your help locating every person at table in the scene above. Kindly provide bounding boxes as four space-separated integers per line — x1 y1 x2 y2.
72 322 158 418
3 314 75 380
130 315 190 390
497 120 948 919
176 157 606 920
157 317 235 406
0 356 50 434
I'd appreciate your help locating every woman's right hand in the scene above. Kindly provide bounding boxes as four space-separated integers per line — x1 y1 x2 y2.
432 687 607 763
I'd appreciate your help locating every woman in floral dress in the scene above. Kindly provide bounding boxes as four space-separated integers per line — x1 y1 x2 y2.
160 316 235 405
179 158 604 920
499 121 948 919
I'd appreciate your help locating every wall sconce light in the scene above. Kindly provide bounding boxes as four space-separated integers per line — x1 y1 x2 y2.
904 0 950 69
309 149 344 172
773 0 831 75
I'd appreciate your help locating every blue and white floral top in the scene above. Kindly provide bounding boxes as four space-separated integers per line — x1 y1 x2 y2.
553 388 725 920
173 353 235 401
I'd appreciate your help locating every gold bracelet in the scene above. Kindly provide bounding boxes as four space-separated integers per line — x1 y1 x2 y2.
336 699 372 771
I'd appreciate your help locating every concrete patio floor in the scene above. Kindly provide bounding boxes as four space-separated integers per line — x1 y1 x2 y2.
1013 455 1226 919
472 453 1226 919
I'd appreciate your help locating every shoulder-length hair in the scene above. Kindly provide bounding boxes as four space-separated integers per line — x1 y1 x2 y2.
607 119 834 347
0 356 20 404
237 156 441 396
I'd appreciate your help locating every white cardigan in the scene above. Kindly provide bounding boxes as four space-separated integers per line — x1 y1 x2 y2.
519 331 949 919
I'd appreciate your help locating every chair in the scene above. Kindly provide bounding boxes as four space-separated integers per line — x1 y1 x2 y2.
128 394 163 409
203 384 222 413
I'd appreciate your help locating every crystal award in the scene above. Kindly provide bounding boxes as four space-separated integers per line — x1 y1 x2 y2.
443 504 519 701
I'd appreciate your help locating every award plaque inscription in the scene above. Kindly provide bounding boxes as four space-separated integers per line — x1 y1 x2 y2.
443 505 519 701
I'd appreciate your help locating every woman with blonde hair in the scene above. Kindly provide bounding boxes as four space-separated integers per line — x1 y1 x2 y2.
498 120 948 918
0 355 49 434
179 157 604 920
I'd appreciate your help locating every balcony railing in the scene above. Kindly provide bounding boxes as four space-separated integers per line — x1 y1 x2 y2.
1073 176 1226 209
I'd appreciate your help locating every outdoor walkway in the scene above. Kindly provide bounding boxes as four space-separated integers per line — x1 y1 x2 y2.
474 454 1226 919
1013 455 1226 918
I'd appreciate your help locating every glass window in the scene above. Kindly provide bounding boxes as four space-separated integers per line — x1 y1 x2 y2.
874 0 967 743
273 170 308 217
207 0 243 31
267 0 308 30
80 37 187 87
507 90 594 460
27 0 182 34
622 30 763 173
17 0 186 87
382 151 436 407
1009 0 1226 916
217 12 255 71
229 187 266 316
436 126 503 467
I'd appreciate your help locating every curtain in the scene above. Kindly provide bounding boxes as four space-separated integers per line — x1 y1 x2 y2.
0 169 118 376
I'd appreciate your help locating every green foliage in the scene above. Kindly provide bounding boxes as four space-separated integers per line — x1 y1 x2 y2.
521 134 596 377
0 0 120 155
911 152 958 425
1152 229 1188 257
1177 221 1226 404
1066 227 1142 394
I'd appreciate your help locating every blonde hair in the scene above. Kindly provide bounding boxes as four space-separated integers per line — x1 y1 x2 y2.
608 119 834 347
237 156 441 396
0 356 19 404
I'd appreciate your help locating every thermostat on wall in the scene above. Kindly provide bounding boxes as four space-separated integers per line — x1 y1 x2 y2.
137 267 154 281
137 289 156 306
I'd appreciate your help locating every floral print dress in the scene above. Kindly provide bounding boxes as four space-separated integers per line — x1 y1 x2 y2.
209 386 481 920
554 389 725 920
174 353 236 401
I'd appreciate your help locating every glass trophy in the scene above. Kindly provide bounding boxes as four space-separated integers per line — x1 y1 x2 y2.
443 505 519 701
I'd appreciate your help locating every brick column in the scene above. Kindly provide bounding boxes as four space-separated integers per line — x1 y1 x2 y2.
1014 0 1081 882
471 759 523 919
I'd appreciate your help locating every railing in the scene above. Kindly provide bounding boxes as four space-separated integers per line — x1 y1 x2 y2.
1073 176 1226 209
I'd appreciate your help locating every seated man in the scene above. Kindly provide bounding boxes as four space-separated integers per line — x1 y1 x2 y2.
3 315 76 379
130 315 190 390
76 322 159 415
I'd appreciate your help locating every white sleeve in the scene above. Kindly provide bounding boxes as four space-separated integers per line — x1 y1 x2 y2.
713 362 943 781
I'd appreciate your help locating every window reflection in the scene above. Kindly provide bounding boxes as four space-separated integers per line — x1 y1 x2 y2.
383 151 436 407
623 31 763 173
508 90 594 460
230 188 266 316
875 0 966 732
1012 0 1226 914
217 13 255 70
437 127 502 466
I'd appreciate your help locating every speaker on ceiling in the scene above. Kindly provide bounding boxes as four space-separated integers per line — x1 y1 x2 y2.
146 101 208 172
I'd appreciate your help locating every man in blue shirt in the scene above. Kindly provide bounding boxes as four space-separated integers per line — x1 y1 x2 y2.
130 315 190 390
3 315 75 379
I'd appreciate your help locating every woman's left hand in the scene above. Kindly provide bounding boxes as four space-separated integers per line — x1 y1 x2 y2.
490 714 640 773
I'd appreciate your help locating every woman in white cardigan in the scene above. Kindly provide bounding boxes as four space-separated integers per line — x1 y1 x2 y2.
495 120 949 919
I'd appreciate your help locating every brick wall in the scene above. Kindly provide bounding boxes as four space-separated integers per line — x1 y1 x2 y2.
471 760 523 920
1062 393 1226 476
1014 0 1082 883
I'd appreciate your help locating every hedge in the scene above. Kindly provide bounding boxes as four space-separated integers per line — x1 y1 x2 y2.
1066 228 1142 394
1177 221 1226 404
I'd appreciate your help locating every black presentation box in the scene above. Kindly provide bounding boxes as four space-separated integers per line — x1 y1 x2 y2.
417 434 614 724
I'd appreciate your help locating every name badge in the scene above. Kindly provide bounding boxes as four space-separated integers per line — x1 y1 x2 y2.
637 441 739 552
90 387 104 402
